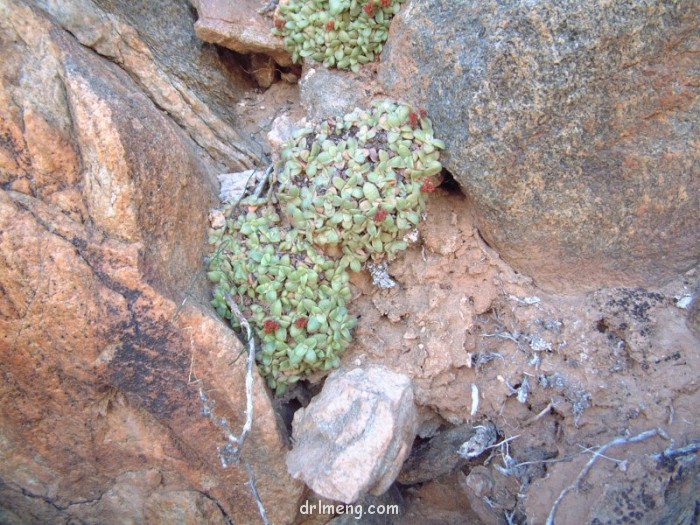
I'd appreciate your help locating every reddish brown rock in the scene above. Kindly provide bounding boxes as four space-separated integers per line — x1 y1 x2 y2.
34 0 261 171
0 2 302 523
193 0 293 67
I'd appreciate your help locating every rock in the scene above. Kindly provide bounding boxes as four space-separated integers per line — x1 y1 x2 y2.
267 113 299 155
459 467 520 525
397 422 497 485
300 67 371 121
33 0 260 171
251 52 278 88
218 170 257 204
193 0 293 67
0 2 303 523
287 366 418 504
380 0 700 292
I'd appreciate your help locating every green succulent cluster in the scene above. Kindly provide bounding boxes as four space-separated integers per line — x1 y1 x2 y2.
208 207 355 395
272 0 404 71
277 99 444 272
208 99 443 395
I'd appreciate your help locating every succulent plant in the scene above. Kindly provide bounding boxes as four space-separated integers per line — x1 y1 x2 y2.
276 99 444 271
272 0 404 71
208 99 443 395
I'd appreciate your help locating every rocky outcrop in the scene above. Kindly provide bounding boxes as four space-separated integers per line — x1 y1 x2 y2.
380 0 700 292
193 0 293 67
300 67 373 122
398 422 498 485
33 0 261 171
287 366 418 504
0 1 302 523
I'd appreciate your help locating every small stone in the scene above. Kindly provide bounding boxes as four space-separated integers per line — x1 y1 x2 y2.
193 0 293 66
676 295 693 309
208 209 226 229
398 422 498 485
287 366 418 503
267 115 299 157
300 67 369 121
218 170 256 204
250 53 277 88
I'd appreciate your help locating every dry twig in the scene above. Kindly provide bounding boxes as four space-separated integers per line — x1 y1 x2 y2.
545 429 660 525
224 294 256 461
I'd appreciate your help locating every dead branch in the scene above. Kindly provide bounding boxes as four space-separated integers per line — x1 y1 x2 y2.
224 293 256 461
545 429 660 525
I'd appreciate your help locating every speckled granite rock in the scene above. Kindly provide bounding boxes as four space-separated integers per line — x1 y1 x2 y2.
299 67 372 121
380 0 700 292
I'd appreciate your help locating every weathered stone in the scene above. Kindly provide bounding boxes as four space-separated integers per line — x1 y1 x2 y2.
193 0 293 67
0 2 303 523
287 366 418 504
380 0 700 292
251 52 278 88
397 422 497 485
267 113 299 157
300 67 370 121
33 0 260 171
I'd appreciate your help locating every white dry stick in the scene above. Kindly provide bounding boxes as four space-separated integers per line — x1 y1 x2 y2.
252 164 274 200
225 294 256 460
244 459 271 525
524 400 554 426
224 294 271 525
545 429 659 525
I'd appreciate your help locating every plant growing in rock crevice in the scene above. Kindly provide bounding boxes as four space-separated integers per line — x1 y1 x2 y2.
208 99 443 394
277 99 444 271
272 0 404 71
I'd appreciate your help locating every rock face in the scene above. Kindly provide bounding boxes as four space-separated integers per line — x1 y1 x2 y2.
0 1 302 523
33 0 261 171
380 0 700 292
299 67 372 122
397 422 497 485
287 366 418 504
193 0 293 67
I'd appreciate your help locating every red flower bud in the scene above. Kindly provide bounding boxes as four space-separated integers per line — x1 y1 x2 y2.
420 179 436 193
263 319 280 334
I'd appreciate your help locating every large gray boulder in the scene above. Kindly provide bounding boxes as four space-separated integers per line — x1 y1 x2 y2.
380 0 699 292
